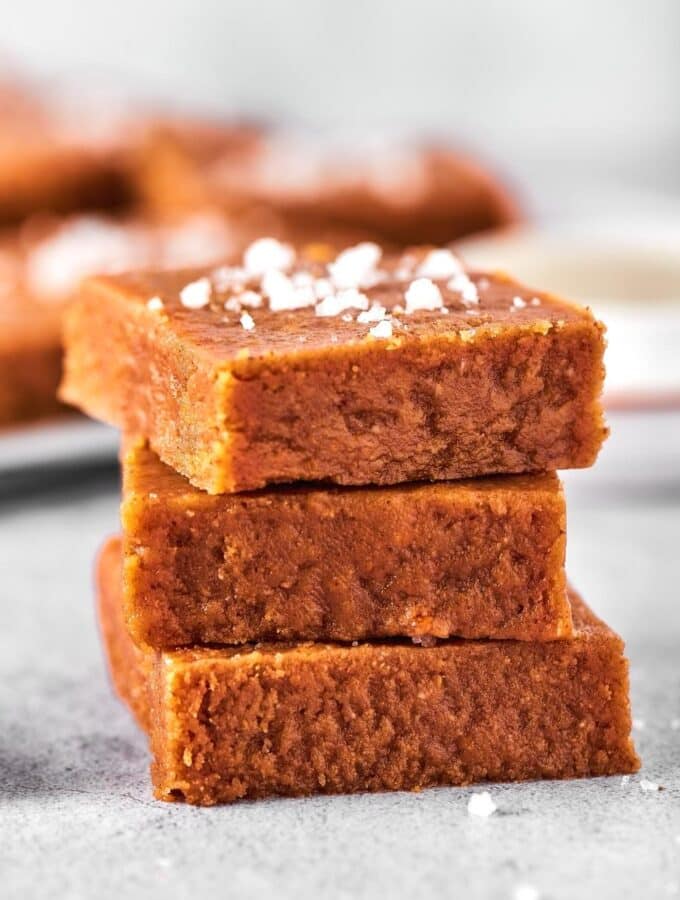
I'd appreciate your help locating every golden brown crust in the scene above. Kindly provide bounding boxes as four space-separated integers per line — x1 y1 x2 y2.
97 537 639 806
61 253 607 493
121 444 570 646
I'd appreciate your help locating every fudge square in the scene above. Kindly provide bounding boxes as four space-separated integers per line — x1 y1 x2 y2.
122 442 571 647
97 537 639 806
138 123 519 246
61 241 607 493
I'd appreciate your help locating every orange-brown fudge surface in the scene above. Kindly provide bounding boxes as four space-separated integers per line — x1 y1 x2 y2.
61 242 607 493
139 123 519 246
121 445 570 647
97 537 639 806
0 211 241 427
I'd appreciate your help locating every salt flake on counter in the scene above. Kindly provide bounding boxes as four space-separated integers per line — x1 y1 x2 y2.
467 791 497 817
404 277 443 313
513 885 540 900
180 277 212 309
243 237 295 276
640 778 660 792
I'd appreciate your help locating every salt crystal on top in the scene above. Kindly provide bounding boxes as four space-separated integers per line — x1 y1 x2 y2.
240 311 255 331
315 288 370 317
314 277 333 300
262 270 316 312
416 248 463 280
357 304 388 324
243 237 295 276
146 296 164 311
180 277 212 309
467 791 497 817
512 296 527 309
448 273 479 305
404 277 443 313
328 242 382 289
211 265 247 293
238 290 263 308
369 319 393 339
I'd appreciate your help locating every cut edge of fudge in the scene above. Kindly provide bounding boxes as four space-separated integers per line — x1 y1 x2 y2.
61 242 607 493
96 536 639 806
120 444 571 646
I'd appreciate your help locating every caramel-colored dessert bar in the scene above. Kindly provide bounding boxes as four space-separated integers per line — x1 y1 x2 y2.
0 212 238 427
0 79 134 223
97 537 639 806
139 123 519 245
62 242 607 492
122 443 570 646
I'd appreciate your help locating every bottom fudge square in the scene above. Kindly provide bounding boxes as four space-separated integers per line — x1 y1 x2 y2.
97 538 639 806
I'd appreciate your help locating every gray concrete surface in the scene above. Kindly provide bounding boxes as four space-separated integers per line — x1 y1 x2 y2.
0 454 679 899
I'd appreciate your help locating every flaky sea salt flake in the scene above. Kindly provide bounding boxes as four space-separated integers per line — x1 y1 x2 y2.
404 277 443 313
240 311 255 331
467 791 496 817
243 237 295 276
146 296 164 311
357 304 388 324
416 248 463 279
180 277 212 309
369 319 393 339
328 242 382 289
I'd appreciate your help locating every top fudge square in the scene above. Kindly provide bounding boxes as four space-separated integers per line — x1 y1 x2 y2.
61 240 607 493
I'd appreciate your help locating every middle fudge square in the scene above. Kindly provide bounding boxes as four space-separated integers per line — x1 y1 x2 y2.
60 241 607 494
121 441 570 648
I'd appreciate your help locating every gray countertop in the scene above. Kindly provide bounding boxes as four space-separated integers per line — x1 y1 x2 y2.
1 428 679 900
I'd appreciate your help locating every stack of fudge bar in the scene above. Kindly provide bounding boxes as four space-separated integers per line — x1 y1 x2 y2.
60 238 639 805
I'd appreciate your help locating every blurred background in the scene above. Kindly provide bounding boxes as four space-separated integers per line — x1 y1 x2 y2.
4 0 680 209
1 4 679 897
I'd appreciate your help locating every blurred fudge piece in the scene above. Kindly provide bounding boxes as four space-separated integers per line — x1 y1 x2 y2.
139 122 519 245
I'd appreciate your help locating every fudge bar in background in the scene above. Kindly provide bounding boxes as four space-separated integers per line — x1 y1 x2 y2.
61 242 607 493
0 212 240 427
138 123 520 246
97 537 639 806
0 77 138 224
121 443 570 647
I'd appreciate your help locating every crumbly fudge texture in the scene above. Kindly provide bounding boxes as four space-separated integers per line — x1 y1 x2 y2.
0 211 240 427
139 124 519 245
96 537 638 805
62 242 607 493
121 445 570 646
